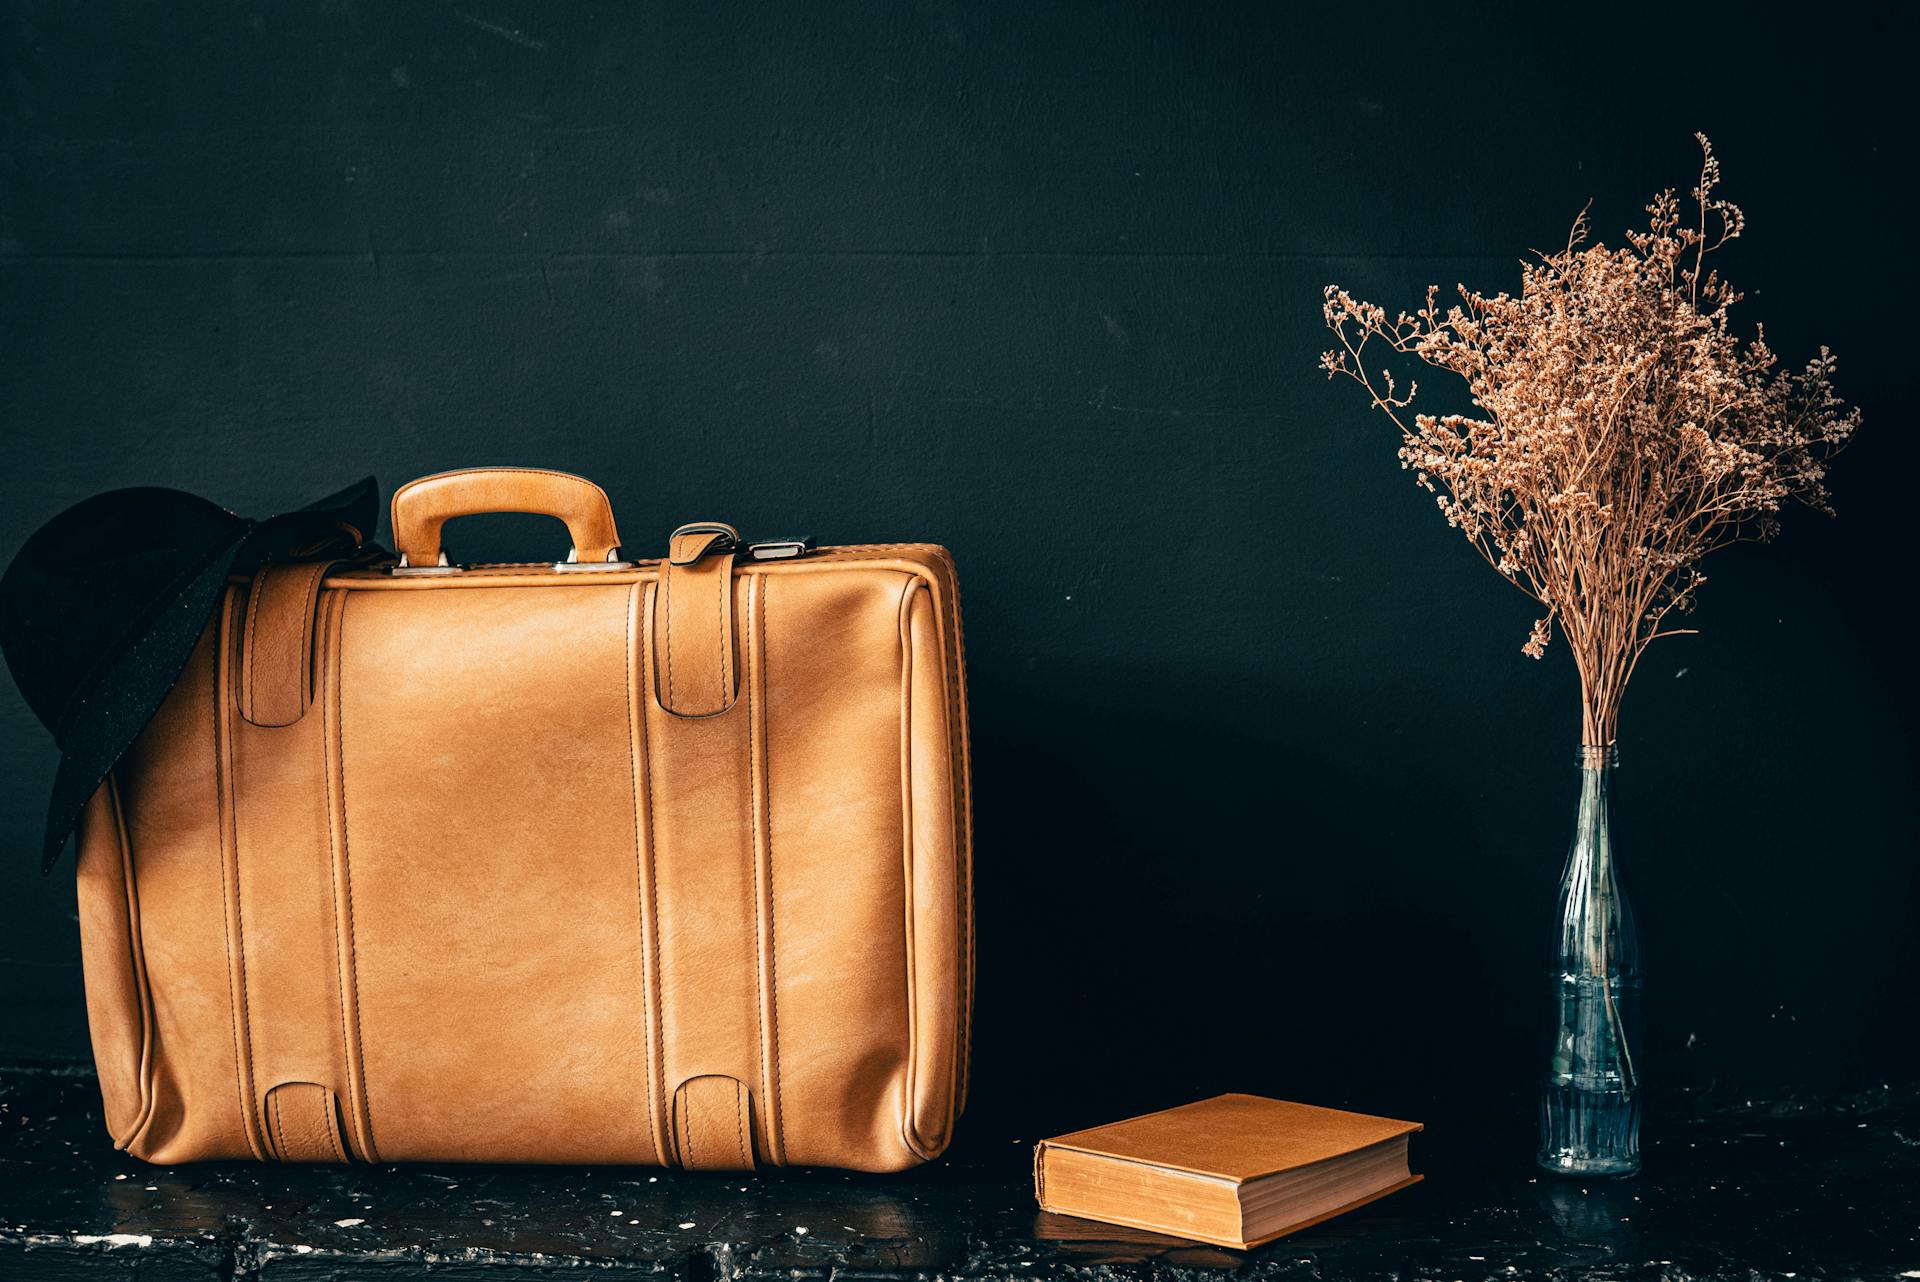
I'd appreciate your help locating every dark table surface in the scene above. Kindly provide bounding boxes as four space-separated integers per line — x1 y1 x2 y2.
1 1065 1915 1281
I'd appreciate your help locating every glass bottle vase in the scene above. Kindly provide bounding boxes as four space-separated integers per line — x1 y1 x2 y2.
1537 744 1643 1177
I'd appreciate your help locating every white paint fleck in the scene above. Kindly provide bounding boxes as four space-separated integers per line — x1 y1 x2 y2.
453 10 548 50
73 1234 154 1248
334 1217 366 1228
678 1221 696 1230
795 1226 809 1235
609 1210 624 1217
294 1245 314 1255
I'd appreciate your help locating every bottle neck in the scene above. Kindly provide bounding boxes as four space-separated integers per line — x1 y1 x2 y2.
1576 744 1619 771
1569 744 1616 869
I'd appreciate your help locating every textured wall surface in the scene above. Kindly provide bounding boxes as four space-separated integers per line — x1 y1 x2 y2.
1 3 1911 1134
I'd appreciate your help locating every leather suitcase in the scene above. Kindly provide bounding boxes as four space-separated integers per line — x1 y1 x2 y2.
70 468 972 1171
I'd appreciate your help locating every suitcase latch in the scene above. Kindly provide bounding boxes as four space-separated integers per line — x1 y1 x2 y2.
743 538 814 562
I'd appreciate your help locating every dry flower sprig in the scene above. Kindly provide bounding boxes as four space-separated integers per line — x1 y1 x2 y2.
1322 136 1857 746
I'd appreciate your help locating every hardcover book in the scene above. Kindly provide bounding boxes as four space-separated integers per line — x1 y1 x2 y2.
1033 1094 1423 1250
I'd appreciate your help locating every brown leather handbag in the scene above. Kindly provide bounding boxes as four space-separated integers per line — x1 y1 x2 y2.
70 468 972 1171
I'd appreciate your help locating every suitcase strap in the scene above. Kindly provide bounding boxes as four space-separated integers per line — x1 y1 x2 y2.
656 523 741 718
237 560 339 727
672 1075 757 1171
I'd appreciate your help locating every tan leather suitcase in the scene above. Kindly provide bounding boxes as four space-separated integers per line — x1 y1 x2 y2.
70 468 972 1171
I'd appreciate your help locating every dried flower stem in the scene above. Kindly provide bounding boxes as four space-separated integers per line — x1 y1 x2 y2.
1322 136 1857 746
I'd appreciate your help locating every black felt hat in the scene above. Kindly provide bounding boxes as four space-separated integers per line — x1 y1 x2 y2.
0 477 379 872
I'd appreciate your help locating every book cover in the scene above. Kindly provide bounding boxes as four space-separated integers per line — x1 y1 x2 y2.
1033 1094 1423 1250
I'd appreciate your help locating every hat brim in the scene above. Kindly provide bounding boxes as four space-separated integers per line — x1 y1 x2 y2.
34 476 379 872
37 529 247 872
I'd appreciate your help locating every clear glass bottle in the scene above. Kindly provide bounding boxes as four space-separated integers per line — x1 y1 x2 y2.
1537 744 1643 1177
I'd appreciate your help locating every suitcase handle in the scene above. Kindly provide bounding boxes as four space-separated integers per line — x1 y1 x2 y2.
390 468 625 569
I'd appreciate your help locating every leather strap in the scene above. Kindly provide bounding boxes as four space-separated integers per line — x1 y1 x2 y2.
238 561 335 727
653 524 739 717
389 468 622 568
672 1075 756 1170
263 1082 350 1164
226 580 367 1163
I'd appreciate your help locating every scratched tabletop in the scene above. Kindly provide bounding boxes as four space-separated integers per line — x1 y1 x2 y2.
1 1066 1915 1281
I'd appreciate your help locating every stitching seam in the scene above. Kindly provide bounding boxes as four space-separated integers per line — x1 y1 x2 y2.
320 593 361 1162
895 577 926 1159
243 577 262 721
733 1079 750 1168
680 1094 695 1169
328 591 379 1162
716 557 730 710
759 578 785 1164
294 562 327 710
227 596 262 1157
746 576 767 1168
108 776 161 1153
315 543 955 588
623 583 662 1166
338 697 375 1160
641 585 669 1168
663 549 676 709
214 591 264 1161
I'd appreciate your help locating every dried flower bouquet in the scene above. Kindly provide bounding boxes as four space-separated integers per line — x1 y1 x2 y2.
1321 136 1857 746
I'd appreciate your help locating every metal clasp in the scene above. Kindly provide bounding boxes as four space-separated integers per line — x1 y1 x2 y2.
743 538 814 562
553 546 634 573
390 550 462 577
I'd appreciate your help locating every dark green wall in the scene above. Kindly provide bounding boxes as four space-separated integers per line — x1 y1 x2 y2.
3 2 1912 1132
